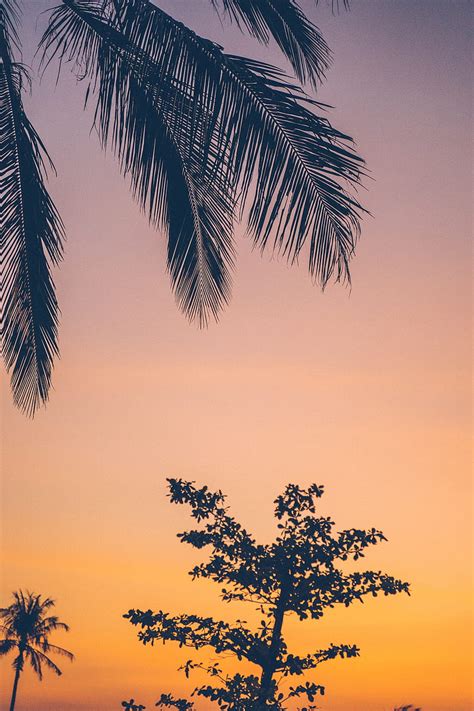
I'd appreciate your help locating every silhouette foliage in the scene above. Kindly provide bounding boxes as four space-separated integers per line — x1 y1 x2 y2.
125 480 409 709
2 0 365 414
0 590 74 711
0 0 65 416
122 700 146 711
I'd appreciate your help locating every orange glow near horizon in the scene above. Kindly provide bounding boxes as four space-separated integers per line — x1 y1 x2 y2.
1 1 472 710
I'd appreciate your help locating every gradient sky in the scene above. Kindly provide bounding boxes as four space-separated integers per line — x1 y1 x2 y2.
1 1 472 710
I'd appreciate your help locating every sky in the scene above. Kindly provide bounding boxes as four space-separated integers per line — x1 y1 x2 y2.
1 1 472 710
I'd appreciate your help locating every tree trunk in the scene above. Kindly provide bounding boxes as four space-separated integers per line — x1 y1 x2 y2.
257 587 288 708
9 658 22 711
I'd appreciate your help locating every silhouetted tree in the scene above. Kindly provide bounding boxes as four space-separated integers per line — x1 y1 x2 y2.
125 480 409 709
1 0 365 415
0 590 74 711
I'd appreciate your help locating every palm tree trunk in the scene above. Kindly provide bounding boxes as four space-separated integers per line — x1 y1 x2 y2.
9 656 23 711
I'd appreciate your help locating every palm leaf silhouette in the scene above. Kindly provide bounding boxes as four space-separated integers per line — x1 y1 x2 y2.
42 0 236 326
210 0 332 87
2 0 365 414
0 0 64 415
41 0 364 309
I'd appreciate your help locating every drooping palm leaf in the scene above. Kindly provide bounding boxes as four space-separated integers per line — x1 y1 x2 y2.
91 63 235 326
210 0 331 87
42 0 235 325
0 1 64 416
0 0 20 51
106 0 365 284
139 0 365 283
220 55 364 282
42 0 364 301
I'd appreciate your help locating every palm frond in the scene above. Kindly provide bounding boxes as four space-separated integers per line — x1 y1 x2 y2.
0 638 18 655
116 0 365 284
323 0 351 14
25 647 44 679
27 646 68 677
33 620 70 646
221 55 364 284
210 0 331 87
41 0 364 325
37 615 69 632
39 641 75 661
0 4 64 416
0 0 20 51
41 0 235 326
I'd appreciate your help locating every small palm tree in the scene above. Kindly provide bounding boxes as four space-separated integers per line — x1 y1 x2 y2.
0 590 74 711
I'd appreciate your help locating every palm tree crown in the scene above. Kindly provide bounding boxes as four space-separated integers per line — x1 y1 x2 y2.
1 0 365 416
0 590 74 711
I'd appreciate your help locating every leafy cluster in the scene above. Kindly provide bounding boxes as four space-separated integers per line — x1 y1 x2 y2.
125 480 409 709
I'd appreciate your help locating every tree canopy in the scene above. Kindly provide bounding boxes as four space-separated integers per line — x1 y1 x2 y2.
125 479 409 709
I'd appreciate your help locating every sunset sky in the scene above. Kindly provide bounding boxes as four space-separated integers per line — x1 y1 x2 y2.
1 1 472 710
